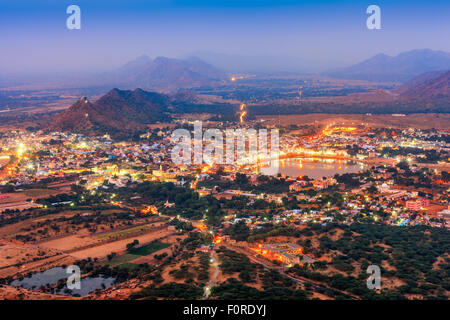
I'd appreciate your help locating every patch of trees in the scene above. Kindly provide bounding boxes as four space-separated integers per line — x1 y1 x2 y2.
182 232 212 251
211 278 308 300
334 173 361 188
248 98 450 116
197 252 211 282
169 264 193 280
224 221 250 241
295 223 450 298
260 269 294 290
216 248 259 283
248 224 301 242
169 218 194 231
130 283 203 300
198 174 292 194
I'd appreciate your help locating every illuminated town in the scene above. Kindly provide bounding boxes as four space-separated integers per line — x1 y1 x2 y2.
0 0 449 304
0 118 449 299
1 122 448 232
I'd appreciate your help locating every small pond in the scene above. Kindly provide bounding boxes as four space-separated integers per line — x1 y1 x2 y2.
11 267 116 296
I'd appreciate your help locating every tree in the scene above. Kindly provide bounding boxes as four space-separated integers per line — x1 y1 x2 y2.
367 185 377 194
397 161 409 171
107 252 117 261
226 221 250 241
126 239 139 251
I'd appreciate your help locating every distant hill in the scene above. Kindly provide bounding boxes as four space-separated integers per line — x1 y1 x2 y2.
250 68 450 116
92 56 227 91
324 49 450 82
397 70 447 89
397 70 450 99
49 88 171 136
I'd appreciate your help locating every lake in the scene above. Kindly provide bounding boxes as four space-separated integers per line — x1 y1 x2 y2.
278 157 367 179
11 267 116 297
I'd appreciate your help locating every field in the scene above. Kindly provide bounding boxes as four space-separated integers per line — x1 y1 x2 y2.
39 234 101 252
0 241 75 278
128 242 171 256
105 242 172 267
96 222 165 240
258 113 450 130
23 189 58 198
69 227 174 259
0 210 86 239
105 253 142 267
0 189 64 204
0 241 53 269
0 188 66 214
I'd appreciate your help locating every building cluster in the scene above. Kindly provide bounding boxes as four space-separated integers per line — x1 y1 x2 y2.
0 124 448 232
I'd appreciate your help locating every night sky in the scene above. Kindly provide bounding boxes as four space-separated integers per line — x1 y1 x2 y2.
1 0 449 74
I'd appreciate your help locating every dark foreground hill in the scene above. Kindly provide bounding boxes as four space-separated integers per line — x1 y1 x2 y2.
49 88 171 136
49 88 236 137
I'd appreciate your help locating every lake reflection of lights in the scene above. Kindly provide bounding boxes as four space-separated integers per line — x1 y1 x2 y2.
245 155 366 179
276 157 367 179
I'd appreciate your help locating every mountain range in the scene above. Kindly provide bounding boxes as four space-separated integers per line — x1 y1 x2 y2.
1 56 227 92
324 49 450 82
3 49 449 91
89 56 227 91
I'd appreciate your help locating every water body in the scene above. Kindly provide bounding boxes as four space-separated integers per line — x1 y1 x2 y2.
278 158 367 179
11 267 115 297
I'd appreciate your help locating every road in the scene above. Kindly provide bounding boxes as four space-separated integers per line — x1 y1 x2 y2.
202 251 220 299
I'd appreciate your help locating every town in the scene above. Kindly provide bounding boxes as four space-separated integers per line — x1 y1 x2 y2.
0 117 448 300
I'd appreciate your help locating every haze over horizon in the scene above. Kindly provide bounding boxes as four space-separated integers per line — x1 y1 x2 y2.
1 0 449 75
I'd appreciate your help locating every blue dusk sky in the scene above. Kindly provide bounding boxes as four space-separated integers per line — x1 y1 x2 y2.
0 0 449 74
